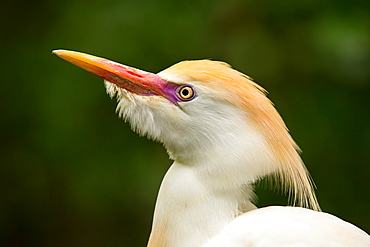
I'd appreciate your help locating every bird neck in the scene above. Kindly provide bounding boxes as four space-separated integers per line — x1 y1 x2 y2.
147 114 277 247
147 162 257 247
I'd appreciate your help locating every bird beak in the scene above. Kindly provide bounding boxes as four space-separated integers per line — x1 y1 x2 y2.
53 49 178 103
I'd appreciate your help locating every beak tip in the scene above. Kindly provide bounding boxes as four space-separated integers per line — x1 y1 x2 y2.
52 49 65 57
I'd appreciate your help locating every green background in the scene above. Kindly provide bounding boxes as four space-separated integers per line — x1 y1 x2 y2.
1 0 369 246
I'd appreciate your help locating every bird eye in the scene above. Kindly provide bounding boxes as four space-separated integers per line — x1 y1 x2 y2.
177 85 196 101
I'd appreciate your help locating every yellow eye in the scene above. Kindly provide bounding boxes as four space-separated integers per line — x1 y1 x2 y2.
177 85 196 100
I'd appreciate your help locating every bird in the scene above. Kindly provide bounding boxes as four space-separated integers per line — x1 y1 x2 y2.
53 49 370 247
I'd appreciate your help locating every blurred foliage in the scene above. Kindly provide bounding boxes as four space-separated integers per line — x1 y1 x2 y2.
1 0 369 246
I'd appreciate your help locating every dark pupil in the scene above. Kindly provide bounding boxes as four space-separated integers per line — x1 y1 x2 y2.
182 88 189 97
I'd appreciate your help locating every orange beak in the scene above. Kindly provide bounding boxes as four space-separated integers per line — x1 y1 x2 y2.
53 50 179 103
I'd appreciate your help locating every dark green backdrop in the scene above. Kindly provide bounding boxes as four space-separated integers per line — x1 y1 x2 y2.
1 0 369 246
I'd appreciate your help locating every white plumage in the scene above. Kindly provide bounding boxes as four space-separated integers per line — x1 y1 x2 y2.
54 50 370 247
206 206 370 246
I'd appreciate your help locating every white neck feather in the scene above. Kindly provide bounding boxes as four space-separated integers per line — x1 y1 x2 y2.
147 162 257 247
147 110 275 247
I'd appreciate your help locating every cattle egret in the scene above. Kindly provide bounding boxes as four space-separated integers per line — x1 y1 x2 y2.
53 50 370 246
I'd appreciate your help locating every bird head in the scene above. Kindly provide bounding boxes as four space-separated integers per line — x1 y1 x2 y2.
53 50 320 211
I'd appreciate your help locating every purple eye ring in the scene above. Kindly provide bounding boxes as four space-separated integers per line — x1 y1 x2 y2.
176 84 197 101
